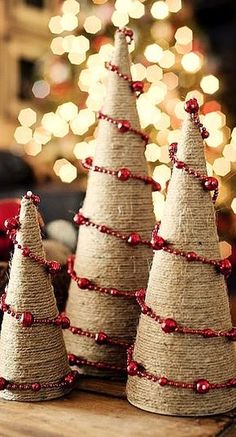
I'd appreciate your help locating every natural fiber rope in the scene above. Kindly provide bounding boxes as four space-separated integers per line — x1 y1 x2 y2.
0 197 71 401
64 31 155 376
127 116 236 415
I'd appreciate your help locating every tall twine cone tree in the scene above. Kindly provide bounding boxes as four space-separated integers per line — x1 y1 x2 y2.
127 98 236 416
0 192 78 401
65 28 156 377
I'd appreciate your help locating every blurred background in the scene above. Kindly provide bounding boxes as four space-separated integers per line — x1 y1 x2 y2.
0 0 236 296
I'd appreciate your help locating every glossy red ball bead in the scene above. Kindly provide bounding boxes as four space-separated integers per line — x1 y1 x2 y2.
78 277 91 289
20 311 34 327
60 316 71 329
201 129 209 139
175 161 185 169
127 232 141 246
48 260 61 274
218 259 232 276
22 247 30 257
64 371 78 385
152 182 161 192
32 383 41 392
186 251 197 261
228 328 236 341
73 213 86 226
0 377 7 390
127 361 139 376
195 379 210 394
151 231 165 250
4 217 19 231
135 288 146 300
184 98 199 114
117 120 131 133
169 142 178 154
161 318 177 333
117 168 131 181
131 81 144 94
84 157 93 167
203 177 218 191
95 332 108 344
158 377 168 386
68 354 77 366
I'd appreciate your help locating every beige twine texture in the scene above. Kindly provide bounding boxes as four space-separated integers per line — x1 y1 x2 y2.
0 197 71 401
127 116 236 416
64 31 155 376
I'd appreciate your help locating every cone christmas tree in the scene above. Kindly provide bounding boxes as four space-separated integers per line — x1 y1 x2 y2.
0 192 77 401
65 28 156 376
127 99 236 416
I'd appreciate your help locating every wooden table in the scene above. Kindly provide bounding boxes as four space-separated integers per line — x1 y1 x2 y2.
0 378 235 437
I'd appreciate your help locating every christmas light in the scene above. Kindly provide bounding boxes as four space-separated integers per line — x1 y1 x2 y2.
56 102 78 122
111 11 129 27
145 44 163 63
151 1 169 19
84 16 102 34
181 52 202 73
24 141 42 156
213 157 231 176
14 127 32 145
145 143 161 162
128 1 145 19
62 0 80 15
175 26 193 45
32 81 50 99
231 198 236 214
58 162 77 183
61 13 78 31
18 108 37 127
50 37 65 55
48 16 63 34
200 75 220 95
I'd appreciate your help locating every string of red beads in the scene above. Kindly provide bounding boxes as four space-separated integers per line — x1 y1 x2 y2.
0 292 71 329
82 157 161 192
127 346 236 393
135 289 236 340
68 353 127 374
69 325 131 349
117 27 134 44
4 192 61 275
67 256 137 299
73 211 152 248
98 112 149 146
105 61 144 97
0 371 79 392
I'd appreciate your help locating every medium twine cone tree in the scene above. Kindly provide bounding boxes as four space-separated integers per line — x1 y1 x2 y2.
127 98 236 416
0 192 77 401
65 28 156 377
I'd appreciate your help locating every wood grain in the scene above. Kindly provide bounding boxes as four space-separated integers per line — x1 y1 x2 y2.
0 386 232 437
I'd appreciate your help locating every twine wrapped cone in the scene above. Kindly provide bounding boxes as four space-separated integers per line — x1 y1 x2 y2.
64 30 155 376
0 196 71 401
127 113 236 415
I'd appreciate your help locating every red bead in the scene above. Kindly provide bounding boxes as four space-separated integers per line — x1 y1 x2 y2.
141 133 149 144
158 377 168 386
4 217 19 231
127 360 139 376
202 329 215 338
228 328 236 341
20 311 34 327
95 332 108 344
169 142 178 154
151 230 165 250
25 191 40 205
73 213 86 226
203 177 218 191
117 168 131 181
68 353 77 366
84 157 93 167
201 129 209 139
195 379 210 394
131 81 144 94
135 288 146 300
161 318 177 333
64 371 79 385
32 383 41 392
98 225 107 233
117 120 131 133
152 182 161 192
127 232 141 246
78 277 91 289
22 247 30 257
124 28 133 38
228 378 236 386
0 377 7 390
186 251 197 261
175 161 185 169
184 98 199 114
218 259 232 277
60 316 71 329
48 260 61 274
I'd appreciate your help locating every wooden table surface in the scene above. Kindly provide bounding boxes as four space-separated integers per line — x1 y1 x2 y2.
0 378 236 437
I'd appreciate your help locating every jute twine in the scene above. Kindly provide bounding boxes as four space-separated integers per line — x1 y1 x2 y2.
127 116 236 416
0 197 71 401
64 31 155 376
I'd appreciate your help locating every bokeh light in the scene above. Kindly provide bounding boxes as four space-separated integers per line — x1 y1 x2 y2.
200 75 220 94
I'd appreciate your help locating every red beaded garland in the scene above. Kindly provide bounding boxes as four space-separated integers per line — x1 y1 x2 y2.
98 112 149 146
184 98 199 114
117 27 133 43
67 353 126 373
82 158 161 191
20 311 34 328
4 216 19 232
127 346 236 392
0 377 7 390
0 371 79 392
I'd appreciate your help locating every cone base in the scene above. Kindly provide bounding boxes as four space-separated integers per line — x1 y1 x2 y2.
127 392 236 417
0 387 72 402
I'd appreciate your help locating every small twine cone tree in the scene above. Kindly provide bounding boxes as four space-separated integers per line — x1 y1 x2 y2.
0 192 77 401
65 28 156 376
127 98 236 416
